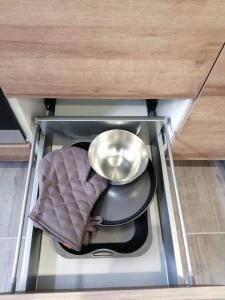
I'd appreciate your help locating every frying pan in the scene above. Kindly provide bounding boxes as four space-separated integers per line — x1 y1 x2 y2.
71 140 156 226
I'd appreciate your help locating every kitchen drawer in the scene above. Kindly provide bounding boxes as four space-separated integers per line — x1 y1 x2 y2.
10 117 194 293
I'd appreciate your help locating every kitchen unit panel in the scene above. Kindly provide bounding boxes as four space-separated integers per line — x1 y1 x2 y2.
173 46 225 159
0 1 225 99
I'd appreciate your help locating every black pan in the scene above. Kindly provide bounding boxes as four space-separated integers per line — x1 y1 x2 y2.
72 141 156 226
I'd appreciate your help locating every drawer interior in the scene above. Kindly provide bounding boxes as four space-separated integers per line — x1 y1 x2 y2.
17 117 184 292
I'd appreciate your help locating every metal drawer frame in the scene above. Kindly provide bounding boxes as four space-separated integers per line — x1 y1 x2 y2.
10 116 194 293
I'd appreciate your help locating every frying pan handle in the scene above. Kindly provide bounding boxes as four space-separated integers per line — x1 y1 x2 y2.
65 138 93 147
91 250 115 257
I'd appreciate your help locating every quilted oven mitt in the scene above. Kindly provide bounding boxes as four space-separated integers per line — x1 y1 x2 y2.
29 147 108 251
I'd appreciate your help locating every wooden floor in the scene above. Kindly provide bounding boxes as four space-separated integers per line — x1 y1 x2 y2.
0 161 225 292
174 161 225 285
0 162 29 292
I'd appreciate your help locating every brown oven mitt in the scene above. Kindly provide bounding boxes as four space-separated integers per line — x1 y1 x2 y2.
29 147 108 251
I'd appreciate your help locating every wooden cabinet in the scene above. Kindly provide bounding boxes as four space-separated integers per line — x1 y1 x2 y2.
0 1 225 99
173 46 225 159
0 144 30 161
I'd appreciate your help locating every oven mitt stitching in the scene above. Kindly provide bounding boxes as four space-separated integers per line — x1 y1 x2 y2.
29 147 108 251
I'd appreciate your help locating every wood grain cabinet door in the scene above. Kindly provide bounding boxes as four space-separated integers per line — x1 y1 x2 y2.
173 45 225 160
0 1 225 99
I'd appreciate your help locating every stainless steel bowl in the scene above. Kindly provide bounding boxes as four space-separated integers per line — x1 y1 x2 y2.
88 129 149 185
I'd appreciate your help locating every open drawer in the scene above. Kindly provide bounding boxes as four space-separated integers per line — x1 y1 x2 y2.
11 116 194 293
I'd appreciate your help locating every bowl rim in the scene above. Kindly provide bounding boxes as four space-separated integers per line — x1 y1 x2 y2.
88 129 149 183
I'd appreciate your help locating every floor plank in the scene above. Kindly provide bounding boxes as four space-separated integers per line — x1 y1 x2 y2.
174 161 225 233
0 162 35 293
0 238 25 293
0 239 15 292
0 162 28 237
171 161 225 285
188 234 225 285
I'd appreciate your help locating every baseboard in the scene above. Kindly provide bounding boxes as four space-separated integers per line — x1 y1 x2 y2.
0 143 30 161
